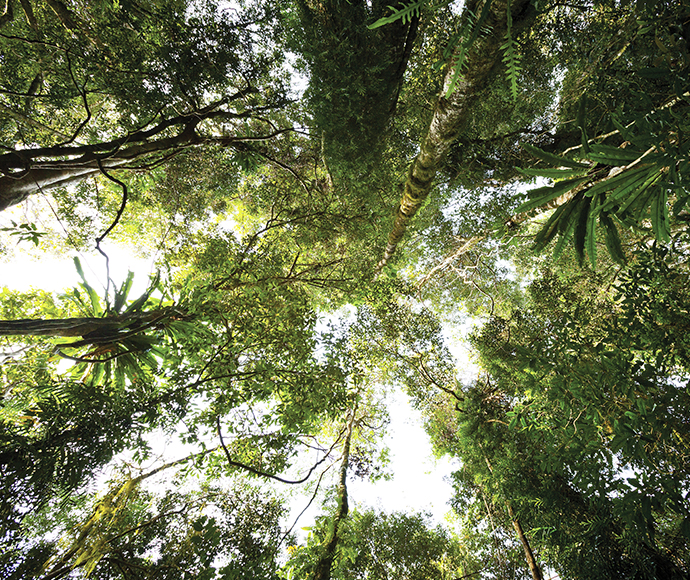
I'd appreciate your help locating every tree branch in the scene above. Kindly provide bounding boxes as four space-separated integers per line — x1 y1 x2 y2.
217 416 344 485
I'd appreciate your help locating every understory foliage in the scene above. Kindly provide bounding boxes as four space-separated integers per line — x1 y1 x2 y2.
2 0 690 579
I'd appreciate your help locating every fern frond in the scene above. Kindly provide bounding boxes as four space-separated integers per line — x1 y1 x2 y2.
367 0 427 29
501 34 522 100
501 0 522 100
444 0 494 97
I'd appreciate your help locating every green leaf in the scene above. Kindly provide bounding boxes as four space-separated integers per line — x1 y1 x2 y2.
517 177 590 213
577 96 590 154
522 143 590 169
91 361 105 385
114 272 134 313
615 169 661 214
651 188 670 242
125 272 160 313
517 167 590 179
600 214 626 264
444 53 467 99
552 213 577 260
73 256 86 282
574 195 592 265
599 170 654 213
585 195 600 268
72 257 103 316
588 144 643 164
587 164 649 200
611 115 633 141
501 0 521 102
533 203 569 253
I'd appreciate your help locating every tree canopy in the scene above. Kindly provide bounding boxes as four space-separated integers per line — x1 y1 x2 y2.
2 0 690 578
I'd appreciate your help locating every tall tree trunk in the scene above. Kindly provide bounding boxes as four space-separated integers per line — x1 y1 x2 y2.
376 0 535 271
482 448 544 580
312 406 356 580
507 504 544 580
0 309 175 345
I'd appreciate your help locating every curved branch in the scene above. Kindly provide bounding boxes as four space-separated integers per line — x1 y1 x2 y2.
216 417 344 485
95 160 129 245
58 52 92 147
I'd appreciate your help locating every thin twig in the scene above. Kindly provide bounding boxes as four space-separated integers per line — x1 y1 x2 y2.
278 465 333 547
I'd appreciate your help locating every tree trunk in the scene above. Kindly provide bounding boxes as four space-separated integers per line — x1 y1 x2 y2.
0 88 259 211
0 317 123 338
482 449 544 580
0 162 130 212
0 309 175 344
507 504 544 580
0 128 198 211
312 406 356 580
376 0 535 271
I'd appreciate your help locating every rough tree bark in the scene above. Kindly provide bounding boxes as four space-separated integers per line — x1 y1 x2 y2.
376 0 536 271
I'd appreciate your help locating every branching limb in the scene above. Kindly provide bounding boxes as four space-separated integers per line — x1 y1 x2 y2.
58 52 92 147
216 417 344 485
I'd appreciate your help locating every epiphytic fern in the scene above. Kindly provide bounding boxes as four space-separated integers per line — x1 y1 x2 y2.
367 0 428 29
442 0 494 97
501 0 522 100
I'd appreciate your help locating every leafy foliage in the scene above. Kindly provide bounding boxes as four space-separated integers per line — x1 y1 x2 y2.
435 253 690 579
287 509 465 580
17 473 286 580
0 221 47 246
500 0 523 101
3 0 690 579
515 2 690 266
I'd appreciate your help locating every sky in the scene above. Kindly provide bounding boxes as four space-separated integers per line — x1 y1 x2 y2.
348 388 456 519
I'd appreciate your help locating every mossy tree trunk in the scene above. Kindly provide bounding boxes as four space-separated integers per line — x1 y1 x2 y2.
376 0 536 270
